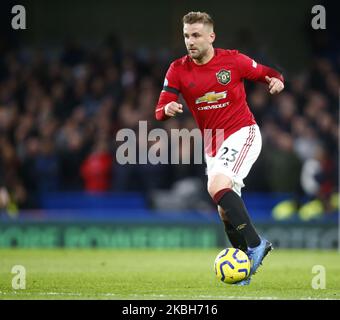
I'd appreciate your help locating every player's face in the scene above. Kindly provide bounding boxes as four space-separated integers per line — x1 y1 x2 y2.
183 23 215 61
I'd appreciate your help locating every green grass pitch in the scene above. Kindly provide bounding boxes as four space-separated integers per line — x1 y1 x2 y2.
0 248 339 300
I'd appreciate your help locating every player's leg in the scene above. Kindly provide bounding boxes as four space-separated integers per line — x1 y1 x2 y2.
218 205 247 252
207 125 272 281
209 172 272 285
208 174 261 249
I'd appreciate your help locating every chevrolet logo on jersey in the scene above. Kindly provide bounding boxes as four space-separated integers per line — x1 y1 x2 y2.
195 91 227 104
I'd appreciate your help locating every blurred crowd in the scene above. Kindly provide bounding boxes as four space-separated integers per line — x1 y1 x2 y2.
247 56 339 220
0 36 338 218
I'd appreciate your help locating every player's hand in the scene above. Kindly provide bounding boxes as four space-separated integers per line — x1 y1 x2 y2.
164 101 183 117
265 76 284 95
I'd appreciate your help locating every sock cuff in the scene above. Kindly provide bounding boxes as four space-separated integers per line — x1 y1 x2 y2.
213 188 232 204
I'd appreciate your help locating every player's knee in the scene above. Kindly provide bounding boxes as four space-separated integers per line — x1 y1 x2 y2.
207 174 233 199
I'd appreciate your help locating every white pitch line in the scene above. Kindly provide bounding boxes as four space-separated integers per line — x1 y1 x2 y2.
0 291 338 300
0 291 83 296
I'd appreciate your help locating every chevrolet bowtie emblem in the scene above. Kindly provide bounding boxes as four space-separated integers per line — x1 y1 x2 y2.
195 91 227 104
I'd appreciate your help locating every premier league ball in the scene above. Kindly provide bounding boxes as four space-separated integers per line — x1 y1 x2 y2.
214 248 250 284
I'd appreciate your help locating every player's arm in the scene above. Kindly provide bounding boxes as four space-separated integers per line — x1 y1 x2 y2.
236 53 284 95
155 92 183 120
155 63 183 121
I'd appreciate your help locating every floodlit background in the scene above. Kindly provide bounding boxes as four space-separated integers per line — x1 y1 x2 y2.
0 0 338 249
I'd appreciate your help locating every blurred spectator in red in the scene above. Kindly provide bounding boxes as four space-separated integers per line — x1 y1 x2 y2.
80 139 113 192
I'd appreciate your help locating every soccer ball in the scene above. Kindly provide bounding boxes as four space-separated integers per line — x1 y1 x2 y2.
214 248 250 284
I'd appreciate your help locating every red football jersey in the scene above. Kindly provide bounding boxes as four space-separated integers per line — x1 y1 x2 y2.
155 48 284 156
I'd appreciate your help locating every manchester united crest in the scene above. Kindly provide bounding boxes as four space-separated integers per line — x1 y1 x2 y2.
216 69 231 85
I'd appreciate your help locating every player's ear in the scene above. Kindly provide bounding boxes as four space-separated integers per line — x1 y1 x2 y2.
210 32 216 44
